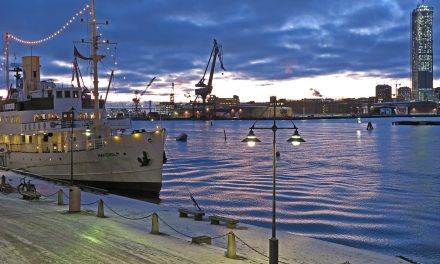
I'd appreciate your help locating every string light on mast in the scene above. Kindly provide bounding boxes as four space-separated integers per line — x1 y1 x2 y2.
8 4 90 45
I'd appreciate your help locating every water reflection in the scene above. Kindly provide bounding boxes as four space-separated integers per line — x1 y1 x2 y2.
137 118 440 264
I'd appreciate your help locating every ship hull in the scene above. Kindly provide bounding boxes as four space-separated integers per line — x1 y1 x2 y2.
2 130 166 196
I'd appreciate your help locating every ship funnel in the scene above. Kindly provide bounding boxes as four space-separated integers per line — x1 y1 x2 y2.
22 56 41 99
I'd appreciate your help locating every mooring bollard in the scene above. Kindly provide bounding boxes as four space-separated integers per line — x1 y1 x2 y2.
97 199 104 218
151 213 159 235
226 232 237 259
57 189 64 206
69 186 81 213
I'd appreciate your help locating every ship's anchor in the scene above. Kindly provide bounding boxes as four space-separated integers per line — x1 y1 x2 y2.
137 151 150 167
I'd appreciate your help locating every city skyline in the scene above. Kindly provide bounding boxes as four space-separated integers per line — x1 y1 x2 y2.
1 0 440 103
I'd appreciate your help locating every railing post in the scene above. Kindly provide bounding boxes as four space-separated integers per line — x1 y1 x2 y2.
68 186 81 213
151 213 159 234
226 232 237 259
97 199 104 217
57 189 64 205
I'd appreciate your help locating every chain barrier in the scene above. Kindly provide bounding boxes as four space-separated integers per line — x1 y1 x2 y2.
103 201 154 221
234 234 290 264
1 188 294 263
157 215 193 238
81 200 100 206
39 190 60 198
234 233 269 259
211 233 229 240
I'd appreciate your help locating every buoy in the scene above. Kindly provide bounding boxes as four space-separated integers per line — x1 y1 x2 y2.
176 133 188 142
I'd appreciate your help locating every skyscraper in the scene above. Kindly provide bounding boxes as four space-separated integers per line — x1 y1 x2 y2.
411 4 434 101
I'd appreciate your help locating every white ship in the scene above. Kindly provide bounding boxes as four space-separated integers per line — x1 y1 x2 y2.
0 1 166 196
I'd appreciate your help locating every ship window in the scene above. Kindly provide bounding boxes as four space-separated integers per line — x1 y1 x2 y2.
34 114 39 122
73 91 79 98
56 91 63 98
65 91 71 98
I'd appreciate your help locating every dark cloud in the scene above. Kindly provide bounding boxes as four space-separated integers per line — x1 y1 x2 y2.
1 0 439 100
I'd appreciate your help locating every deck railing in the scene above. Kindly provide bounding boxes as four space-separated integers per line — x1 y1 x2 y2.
7 137 108 153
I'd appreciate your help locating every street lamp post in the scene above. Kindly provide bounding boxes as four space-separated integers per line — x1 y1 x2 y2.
242 97 305 264
70 107 75 185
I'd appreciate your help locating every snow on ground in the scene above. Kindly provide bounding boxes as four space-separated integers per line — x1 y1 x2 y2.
0 171 405 264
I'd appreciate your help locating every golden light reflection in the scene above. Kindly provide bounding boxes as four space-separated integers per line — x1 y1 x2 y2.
80 234 102 245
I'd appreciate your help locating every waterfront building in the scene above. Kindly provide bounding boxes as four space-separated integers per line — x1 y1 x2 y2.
375 85 392 103
284 98 374 116
209 95 240 109
157 102 175 117
434 87 440 101
411 4 434 101
397 86 412 101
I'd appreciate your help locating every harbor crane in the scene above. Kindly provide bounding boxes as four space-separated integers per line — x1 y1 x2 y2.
193 39 225 118
133 76 156 112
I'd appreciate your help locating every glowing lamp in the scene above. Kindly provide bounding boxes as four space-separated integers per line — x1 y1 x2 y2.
241 129 261 147
287 127 305 146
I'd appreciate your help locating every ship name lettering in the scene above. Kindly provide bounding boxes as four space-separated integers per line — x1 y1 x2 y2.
98 153 119 158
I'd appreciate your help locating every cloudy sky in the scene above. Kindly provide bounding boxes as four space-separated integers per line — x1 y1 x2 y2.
1 0 439 103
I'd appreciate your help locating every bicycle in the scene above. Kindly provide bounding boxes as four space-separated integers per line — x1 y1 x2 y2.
17 177 36 195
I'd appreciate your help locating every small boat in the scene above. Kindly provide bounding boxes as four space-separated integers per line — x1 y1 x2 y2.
176 133 188 142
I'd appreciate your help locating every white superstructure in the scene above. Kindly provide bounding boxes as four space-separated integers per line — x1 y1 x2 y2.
0 1 166 196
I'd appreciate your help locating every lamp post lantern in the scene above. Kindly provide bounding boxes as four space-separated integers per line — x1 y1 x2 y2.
242 97 305 264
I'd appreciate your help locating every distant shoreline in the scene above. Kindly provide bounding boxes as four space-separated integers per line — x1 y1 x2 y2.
137 114 440 121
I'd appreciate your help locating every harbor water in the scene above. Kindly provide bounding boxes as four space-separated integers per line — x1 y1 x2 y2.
137 117 440 264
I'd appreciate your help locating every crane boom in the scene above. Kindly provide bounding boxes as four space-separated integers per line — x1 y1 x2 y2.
195 39 225 97
141 76 156 96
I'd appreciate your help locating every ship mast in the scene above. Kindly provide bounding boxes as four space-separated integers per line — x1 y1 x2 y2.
91 0 101 137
